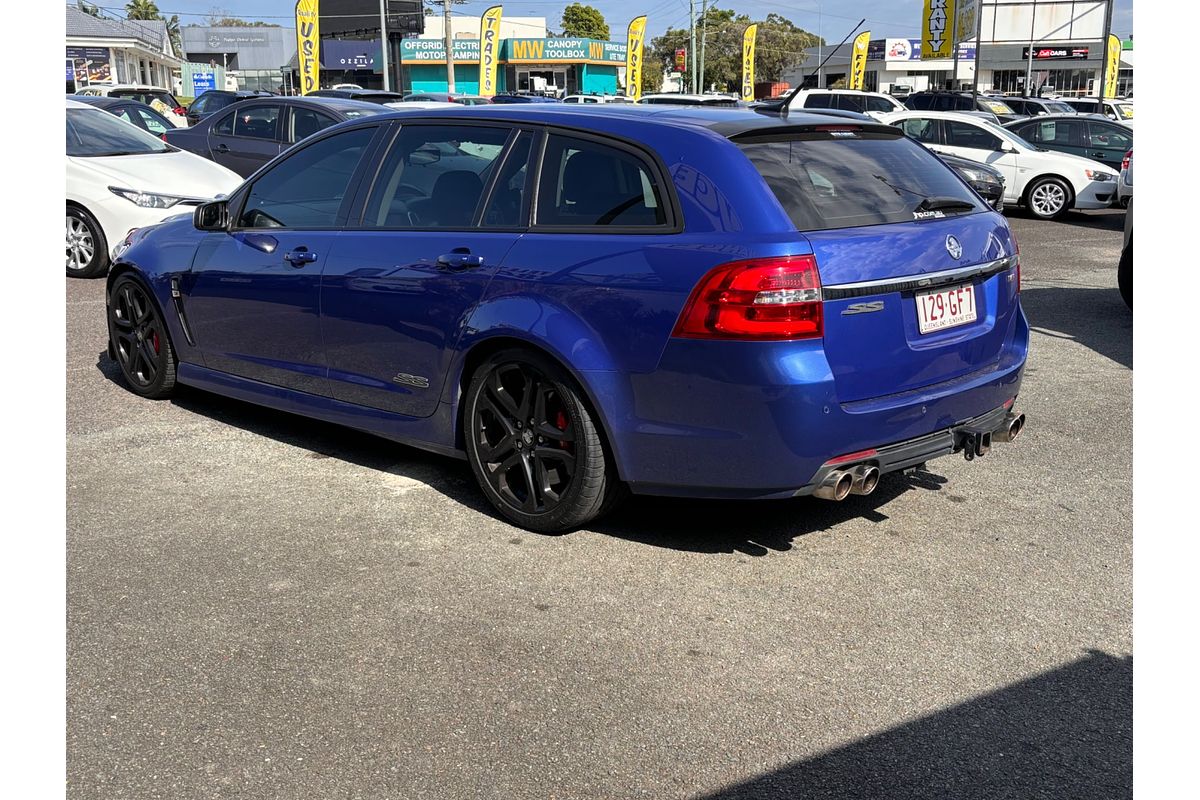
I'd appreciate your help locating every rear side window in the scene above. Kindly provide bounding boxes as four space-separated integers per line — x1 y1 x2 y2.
862 96 898 113
1033 119 1085 146
899 118 940 144
909 94 932 109
737 131 984 232
290 107 338 142
944 119 1002 150
803 94 834 109
239 126 375 229
536 134 666 227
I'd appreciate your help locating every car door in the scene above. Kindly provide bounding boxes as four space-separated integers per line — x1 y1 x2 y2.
1083 120 1131 170
320 121 531 417
207 102 284 177
181 124 382 395
941 118 1019 197
1030 117 1089 160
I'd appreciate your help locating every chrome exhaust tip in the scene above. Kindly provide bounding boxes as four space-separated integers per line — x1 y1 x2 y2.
813 469 855 502
850 465 880 496
993 412 1026 443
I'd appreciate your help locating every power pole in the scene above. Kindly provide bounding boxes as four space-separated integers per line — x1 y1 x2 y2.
444 0 455 93
699 0 709 93
689 0 697 94
379 0 390 91
970 0 984 103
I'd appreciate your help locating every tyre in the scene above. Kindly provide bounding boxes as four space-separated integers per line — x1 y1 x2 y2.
1118 241 1132 309
107 274 178 398
463 349 622 533
1025 176 1072 220
66 206 109 278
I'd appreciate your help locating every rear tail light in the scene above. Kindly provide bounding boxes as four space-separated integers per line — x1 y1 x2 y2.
173 106 186 116
161 133 168 141
672 255 823 340
1121 149 1132 171
1010 228 1021 294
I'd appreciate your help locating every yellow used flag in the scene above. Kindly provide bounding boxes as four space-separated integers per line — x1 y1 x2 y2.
625 16 647 100
1104 34 1121 98
921 0 955 60
740 24 758 102
849 30 871 91
479 6 503 98
295 0 320 96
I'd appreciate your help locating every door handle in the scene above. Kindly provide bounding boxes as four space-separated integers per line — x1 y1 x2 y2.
436 251 485 271
214 143 229 153
284 248 317 266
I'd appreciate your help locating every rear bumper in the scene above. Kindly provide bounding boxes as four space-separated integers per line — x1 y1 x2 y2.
599 306 1029 499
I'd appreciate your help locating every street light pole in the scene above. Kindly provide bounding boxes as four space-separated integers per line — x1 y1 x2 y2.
689 0 697 94
379 0 390 91
444 0 455 93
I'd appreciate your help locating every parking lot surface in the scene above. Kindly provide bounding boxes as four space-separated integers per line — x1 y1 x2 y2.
66 209 1131 799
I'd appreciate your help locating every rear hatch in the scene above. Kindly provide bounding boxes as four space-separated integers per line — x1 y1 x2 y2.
735 123 1019 404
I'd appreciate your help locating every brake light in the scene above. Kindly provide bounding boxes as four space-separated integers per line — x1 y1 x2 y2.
673 255 823 340
1121 149 1132 171
825 448 878 466
173 106 186 116
161 133 168 141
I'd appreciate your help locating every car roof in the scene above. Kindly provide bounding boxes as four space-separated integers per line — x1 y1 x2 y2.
65 98 96 109
108 84 172 92
362 104 898 139
1005 112 1130 127
71 95 160 111
884 109 1004 123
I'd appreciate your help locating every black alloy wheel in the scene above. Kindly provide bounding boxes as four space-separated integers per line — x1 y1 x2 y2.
107 275 177 398
464 350 621 532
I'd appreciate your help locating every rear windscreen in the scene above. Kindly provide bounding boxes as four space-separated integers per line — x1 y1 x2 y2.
736 132 985 232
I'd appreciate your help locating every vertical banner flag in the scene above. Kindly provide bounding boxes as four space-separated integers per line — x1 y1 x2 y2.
1104 34 1121 98
849 30 871 90
921 0 955 60
740 24 758 102
625 16 647 100
295 0 320 96
479 6 503 97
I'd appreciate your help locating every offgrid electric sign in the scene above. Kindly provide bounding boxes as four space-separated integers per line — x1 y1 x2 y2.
921 0 956 60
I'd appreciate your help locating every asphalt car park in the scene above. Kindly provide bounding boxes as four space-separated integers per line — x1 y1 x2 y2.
66 208 1130 797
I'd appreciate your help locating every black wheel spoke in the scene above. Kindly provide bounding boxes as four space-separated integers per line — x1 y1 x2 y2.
535 446 576 477
487 371 521 419
477 394 516 437
477 431 515 462
138 342 158 379
518 453 539 512
516 373 535 421
535 419 574 443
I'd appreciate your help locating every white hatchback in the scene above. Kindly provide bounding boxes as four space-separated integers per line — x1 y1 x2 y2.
881 110 1119 219
66 99 241 277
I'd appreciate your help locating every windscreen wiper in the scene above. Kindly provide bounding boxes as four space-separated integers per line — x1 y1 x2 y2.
915 196 977 213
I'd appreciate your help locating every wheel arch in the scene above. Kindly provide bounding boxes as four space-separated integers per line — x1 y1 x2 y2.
450 333 630 482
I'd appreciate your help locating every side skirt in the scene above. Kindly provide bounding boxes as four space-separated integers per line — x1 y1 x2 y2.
176 363 465 461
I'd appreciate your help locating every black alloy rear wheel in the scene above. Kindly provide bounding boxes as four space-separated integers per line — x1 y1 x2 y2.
464 350 621 533
107 274 177 398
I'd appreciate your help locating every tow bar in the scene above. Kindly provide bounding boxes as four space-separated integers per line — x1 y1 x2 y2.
957 412 1025 461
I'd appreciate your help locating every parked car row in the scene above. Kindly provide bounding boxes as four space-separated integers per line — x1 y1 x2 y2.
99 103 1029 532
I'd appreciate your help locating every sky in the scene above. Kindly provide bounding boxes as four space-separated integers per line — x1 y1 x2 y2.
82 1 1134 42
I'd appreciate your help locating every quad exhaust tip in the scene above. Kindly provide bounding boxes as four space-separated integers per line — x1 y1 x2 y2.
813 469 855 502
993 412 1026 443
850 465 880 496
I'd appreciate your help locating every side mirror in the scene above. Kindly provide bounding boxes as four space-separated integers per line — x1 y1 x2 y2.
194 199 229 231
998 141 1016 153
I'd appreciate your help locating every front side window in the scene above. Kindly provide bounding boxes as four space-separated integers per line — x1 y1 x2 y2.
238 126 375 229
1034 119 1085 146
362 124 512 228
1088 124 1131 150
863 95 898 113
536 135 666 227
944 119 1002 151
737 131 984 232
233 105 280 140
212 110 234 135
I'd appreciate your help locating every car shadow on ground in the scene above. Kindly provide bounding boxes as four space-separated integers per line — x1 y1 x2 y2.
96 351 953 552
692 649 1131 800
1019 285 1132 369
1050 207 1126 232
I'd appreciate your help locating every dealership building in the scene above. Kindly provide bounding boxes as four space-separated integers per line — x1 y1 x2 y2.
784 0 1132 97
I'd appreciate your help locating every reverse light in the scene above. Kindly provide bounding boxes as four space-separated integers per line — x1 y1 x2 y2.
673 255 823 340
108 186 185 209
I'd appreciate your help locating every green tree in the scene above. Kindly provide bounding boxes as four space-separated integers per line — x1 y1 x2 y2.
165 14 182 57
560 4 609 40
124 0 160 20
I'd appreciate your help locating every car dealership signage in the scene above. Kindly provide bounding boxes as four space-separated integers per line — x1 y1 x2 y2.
1022 46 1090 60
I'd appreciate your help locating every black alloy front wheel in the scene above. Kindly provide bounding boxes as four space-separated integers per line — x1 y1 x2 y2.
107 274 177 398
464 350 621 533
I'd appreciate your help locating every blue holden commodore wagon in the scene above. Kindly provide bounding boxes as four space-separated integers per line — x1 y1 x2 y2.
107 105 1028 532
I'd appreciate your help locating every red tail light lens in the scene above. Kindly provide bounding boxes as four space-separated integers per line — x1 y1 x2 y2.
1121 149 1132 171
173 106 186 116
160 133 168 141
673 255 823 340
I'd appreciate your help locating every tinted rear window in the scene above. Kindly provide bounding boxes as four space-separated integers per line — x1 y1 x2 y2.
736 131 984 232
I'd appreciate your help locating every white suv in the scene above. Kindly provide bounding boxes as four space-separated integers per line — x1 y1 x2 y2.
788 89 906 120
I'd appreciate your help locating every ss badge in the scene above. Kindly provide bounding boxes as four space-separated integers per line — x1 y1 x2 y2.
842 301 885 316
392 373 430 389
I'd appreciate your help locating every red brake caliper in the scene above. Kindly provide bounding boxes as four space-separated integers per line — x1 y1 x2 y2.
555 411 569 449
151 331 160 354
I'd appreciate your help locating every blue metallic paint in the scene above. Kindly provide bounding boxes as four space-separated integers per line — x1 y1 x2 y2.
112 106 1029 499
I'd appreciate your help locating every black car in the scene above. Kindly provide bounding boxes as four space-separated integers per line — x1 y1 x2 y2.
1003 113 1132 170
165 96 387 177
69 95 176 137
489 93 563 104
905 91 1027 124
402 92 491 105
185 90 276 127
307 89 407 104
936 152 1006 210
993 95 1078 117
